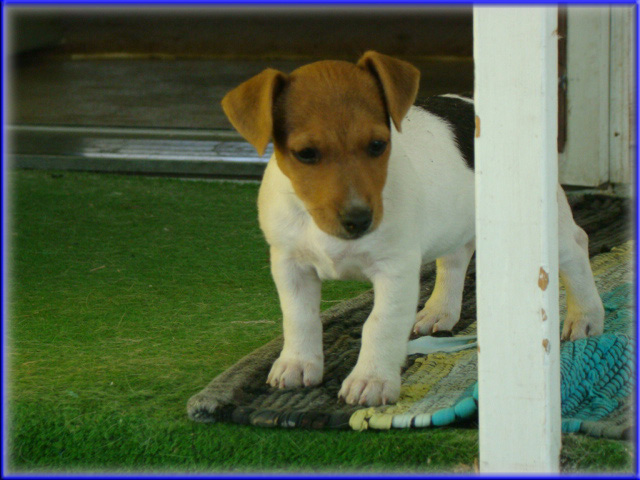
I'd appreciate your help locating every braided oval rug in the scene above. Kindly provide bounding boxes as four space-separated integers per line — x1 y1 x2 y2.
187 194 634 439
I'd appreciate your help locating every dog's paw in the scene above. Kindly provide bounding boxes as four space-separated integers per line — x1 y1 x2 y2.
338 367 400 406
561 304 605 341
413 302 460 335
267 354 323 389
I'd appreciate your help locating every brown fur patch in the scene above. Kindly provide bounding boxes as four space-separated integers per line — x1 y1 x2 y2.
273 61 391 238
221 52 420 239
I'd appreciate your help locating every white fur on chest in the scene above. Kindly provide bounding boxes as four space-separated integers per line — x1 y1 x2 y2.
257 106 475 281
260 191 381 280
293 235 377 281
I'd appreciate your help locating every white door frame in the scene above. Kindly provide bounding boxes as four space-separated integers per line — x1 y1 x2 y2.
559 6 635 187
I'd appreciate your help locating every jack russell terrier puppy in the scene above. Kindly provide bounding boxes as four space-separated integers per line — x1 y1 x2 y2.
221 51 605 407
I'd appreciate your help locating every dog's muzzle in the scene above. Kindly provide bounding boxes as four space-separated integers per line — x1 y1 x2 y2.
340 207 373 239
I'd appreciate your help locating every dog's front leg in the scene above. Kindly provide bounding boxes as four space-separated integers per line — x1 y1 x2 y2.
339 255 420 406
267 247 324 389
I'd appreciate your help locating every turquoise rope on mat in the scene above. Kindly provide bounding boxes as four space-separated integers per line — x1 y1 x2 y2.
418 281 634 437
559 281 634 436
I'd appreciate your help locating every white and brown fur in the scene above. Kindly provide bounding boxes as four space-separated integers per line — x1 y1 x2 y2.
221 51 605 407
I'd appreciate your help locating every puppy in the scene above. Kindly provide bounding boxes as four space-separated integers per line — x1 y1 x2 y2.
221 51 605 407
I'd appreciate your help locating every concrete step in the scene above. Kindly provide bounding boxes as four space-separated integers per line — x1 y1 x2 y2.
9 125 271 179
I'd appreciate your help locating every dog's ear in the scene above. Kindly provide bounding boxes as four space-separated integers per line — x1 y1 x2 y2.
357 51 420 132
221 69 287 156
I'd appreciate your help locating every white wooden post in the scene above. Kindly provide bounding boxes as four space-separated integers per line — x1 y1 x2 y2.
474 7 561 473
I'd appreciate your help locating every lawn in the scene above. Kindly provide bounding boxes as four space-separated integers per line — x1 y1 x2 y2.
6 170 634 474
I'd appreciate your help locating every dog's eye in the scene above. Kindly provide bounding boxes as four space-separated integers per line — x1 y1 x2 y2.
368 140 388 157
294 148 320 165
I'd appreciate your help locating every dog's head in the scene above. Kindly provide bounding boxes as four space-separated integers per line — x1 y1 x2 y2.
222 51 420 239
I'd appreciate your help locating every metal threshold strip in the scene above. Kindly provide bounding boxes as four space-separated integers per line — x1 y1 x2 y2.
7 125 271 179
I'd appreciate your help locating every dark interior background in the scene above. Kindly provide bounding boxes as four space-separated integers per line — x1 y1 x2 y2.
9 7 474 131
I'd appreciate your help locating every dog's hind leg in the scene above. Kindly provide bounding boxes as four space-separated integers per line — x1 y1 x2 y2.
413 239 475 335
557 188 605 341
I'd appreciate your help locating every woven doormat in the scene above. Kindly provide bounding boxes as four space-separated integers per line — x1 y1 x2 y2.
187 195 634 439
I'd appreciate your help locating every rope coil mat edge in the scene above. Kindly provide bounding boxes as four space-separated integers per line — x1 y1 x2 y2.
187 195 634 439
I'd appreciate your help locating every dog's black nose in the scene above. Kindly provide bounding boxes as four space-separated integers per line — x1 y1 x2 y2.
341 207 373 237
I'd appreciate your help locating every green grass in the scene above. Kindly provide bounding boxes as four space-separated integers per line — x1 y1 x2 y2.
7 170 634 474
